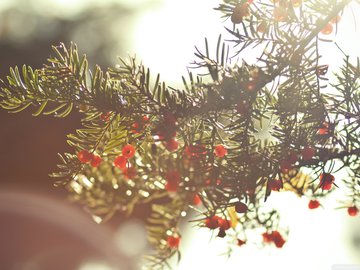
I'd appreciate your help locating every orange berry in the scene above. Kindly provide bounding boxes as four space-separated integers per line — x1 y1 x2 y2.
214 144 228 157
330 15 341 24
321 23 333 35
167 235 180 248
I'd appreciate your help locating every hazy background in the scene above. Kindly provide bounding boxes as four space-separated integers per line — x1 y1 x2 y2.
0 0 359 269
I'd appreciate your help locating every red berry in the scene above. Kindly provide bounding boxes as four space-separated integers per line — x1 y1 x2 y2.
163 111 177 125
77 150 93 163
165 181 178 192
271 231 286 248
185 145 207 159
237 239 246 246
165 139 179 152
280 160 292 173
348 206 359 217
100 112 111 121
123 166 137 179
165 171 181 183
330 15 341 24
319 173 335 190
214 144 228 158
218 218 232 230
122 144 135 159
301 147 315 161
268 179 282 191
167 235 180 248
262 232 273 243
287 151 298 164
235 202 248 213
321 23 333 35
192 194 202 205
205 216 220 229
308 200 320 209
114 155 127 169
318 122 330 135
90 154 102 168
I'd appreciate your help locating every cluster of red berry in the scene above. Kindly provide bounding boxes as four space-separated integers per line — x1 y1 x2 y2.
262 230 286 248
321 15 341 35
77 150 102 167
113 144 137 179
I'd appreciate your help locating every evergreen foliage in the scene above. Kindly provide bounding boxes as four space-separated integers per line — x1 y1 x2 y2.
1 0 360 268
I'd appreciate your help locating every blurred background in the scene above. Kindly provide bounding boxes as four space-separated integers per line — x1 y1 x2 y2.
0 0 359 269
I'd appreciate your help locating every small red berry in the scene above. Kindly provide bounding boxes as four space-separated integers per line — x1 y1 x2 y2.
165 139 179 152
122 144 135 159
167 235 180 248
114 155 127 169
262 232 273 243
205 216 220 229
123 166 137 179
77 150 93 163
185 145 207 159
271 231 286 248
301 147 315 161
237 239 246 246
319 173 335 190
268 179 282 191
90 154 102 168
330 15 341 24
165 171 181 183
280 160 292 173
192 194 202 205
218 218 232 231
321 23 333 35
348 206 359 217
214 144 228 158
100 112 111 121
287 151 298 164
165 181 178 192
318 122 330 135
308 200 320 209
235 202 248 213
